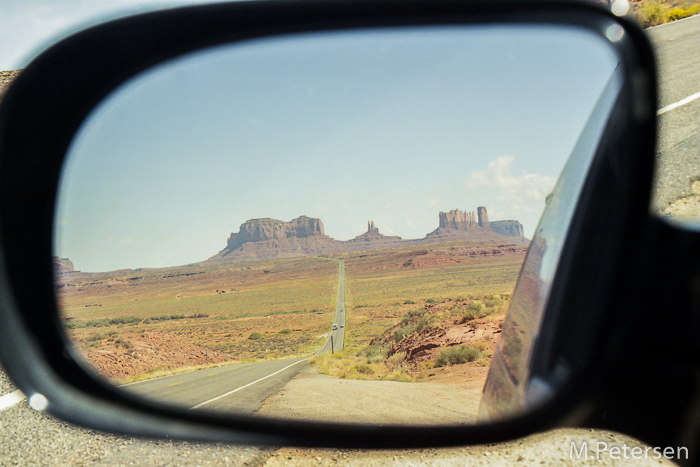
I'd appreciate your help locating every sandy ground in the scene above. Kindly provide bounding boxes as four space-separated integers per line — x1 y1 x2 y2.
258 368 483 425
262 429 678 466
257 369 679 466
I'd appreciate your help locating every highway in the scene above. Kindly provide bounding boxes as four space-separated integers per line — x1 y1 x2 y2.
124 259 346 414
317 260 346 354
648 14 700 211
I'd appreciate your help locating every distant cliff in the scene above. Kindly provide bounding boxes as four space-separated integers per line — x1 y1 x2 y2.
208 207 526 264
224 216 325 251
53 257 75 275
491 220 524 238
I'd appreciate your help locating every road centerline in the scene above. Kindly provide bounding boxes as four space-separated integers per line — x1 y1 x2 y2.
658 90 700 115
190 358 309 410
0 389 26 412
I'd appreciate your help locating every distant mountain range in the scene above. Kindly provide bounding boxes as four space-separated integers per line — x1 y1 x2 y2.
206 207 526 263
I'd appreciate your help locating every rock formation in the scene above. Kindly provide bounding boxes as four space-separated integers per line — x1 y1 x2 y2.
53 257 75 275
367 220 379 234
490 220 524 238
224 216 325 252
347 221 403 246
207 207 526 264
477 206 489 229
439 209 477 230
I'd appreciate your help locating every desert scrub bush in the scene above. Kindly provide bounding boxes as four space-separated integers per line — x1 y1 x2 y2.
634 1 669 27
461 301 485 322
86 332 105 342
403 299 416 305
401 308 427 325
394 325 415 343
353 363 374 375
109 316 141 326
278 328 291 335
667 4 699 20
425 298 439 304
386 351 407 370
248 332 263 340
64 320 86 329
385 366 411 382
357 344 388 364
435 345 482 367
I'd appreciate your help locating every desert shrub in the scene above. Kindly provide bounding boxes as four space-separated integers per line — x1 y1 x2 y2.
394 325 416 343
414 317 433 333
358 344 388 364
109 316 140 326
462 301 487 322
435 345 482 367
403 299 416 305
667 7 687 19
635 2 668 27
354 363 374 374
278 328 291 335
401 308 427 325
85 318 110 327
386 351 407 370
143 318 152 324
473 340 489 352
86 333 105 342
248 332 263 340
425 298 439 304
385 366 411 382
64 321 86 329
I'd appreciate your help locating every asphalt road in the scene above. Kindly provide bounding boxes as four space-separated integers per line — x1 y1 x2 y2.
125 260 345 413
647 15 700 211
125 357 309 413
317 260 346 353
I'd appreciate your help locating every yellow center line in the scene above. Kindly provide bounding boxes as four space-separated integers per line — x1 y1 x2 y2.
168 382 183 387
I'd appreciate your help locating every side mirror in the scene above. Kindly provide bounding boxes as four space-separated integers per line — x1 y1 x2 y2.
0 0 657 449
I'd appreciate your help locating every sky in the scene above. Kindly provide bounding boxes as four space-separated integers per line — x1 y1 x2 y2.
0 0 221 71
1 2 620 272
52 25 620 272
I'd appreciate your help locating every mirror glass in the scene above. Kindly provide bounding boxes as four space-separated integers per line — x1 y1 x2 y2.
54 25 620 425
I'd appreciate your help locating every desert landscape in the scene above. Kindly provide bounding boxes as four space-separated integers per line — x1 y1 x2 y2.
57 206 528 422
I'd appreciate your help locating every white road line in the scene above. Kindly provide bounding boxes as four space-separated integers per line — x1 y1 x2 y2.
658 90 700 115
190 359 308 410
0 390 26 412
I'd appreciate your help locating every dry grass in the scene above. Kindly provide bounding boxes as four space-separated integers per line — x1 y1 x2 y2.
59 240 525 379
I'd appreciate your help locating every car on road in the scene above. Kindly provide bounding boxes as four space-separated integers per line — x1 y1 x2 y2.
1 0 698 465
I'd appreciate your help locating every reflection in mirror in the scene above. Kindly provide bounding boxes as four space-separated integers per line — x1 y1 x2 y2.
54 25 619 425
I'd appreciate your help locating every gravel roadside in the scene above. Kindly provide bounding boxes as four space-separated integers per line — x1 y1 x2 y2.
0 367 272 467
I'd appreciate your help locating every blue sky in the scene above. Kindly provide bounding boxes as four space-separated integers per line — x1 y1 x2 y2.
0 2 620 272
52 25 619 272
0 1 219 70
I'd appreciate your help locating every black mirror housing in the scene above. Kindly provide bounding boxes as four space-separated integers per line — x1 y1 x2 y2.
0 0 659 449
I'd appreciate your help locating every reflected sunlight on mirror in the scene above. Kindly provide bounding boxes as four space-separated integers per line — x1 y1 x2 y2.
53 25 619 425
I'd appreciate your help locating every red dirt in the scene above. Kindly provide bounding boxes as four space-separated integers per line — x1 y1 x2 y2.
78 331 234 380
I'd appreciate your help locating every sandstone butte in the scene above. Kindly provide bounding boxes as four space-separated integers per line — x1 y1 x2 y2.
204 207 527 264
